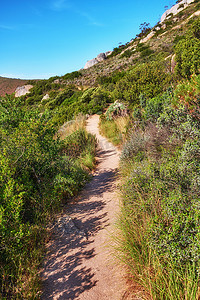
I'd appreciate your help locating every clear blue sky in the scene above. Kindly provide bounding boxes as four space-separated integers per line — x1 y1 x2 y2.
0 0 176 79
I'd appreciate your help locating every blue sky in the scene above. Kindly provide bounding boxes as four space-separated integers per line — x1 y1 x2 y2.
0 0 176 79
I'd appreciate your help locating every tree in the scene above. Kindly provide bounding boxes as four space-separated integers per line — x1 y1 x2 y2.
136 22 152 38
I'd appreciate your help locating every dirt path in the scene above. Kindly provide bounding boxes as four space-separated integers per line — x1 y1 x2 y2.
41 115 127 300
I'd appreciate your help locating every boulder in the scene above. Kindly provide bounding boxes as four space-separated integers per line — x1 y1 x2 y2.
15 85 33 97
140 31 155 43
84 58 99 69
161 0 195 23
42 94 50 101
97 52 106 62
84 51 111 69
105 51 112 57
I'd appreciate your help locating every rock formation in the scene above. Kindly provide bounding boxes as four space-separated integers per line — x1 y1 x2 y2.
15 85 33 97
84 51 112 69
161 0 195 23
140 31 155 44
42 94 50 101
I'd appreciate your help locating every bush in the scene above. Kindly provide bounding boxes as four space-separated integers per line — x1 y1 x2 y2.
112 61 172 105
120 49 134 58
62 71 82 81
0 95 96 298
118 80 200 299
175 18 200 78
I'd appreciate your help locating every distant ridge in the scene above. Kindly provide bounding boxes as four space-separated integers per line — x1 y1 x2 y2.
0 77 28 96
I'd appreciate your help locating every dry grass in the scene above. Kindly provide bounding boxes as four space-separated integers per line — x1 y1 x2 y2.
57 114 86 140
99 116 130 146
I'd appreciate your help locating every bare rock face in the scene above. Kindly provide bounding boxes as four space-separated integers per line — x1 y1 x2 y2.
171 54 177 73
96 52 106 62
42 93 50 101
84 51 111 69
140 31 155 43
15 85 33 97
161 0 194 23
84 58 99 69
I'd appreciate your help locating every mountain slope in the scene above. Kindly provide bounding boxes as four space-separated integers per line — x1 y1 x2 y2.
0 77 28 96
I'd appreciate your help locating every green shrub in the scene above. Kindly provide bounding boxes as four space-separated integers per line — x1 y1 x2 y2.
120 49 134 58
62 71 82 81
96 71 125 86
0 95 96 298
119 123 200 298
175 18 200 78
112 61 172 105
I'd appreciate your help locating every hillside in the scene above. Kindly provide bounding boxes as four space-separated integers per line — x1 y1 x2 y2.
0 0 200 299
0 76 28 96
13 0 199 127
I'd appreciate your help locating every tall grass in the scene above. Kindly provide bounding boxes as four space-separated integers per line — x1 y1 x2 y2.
117 124 200 300
99 115 129 146
118 193 200 300
57 113 86 139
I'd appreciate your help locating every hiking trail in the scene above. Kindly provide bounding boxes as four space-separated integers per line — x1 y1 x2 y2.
41 114 128 300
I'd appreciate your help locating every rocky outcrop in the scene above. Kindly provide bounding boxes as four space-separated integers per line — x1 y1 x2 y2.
84 58 98 69
171 54 177 73
42 93 50 101
84 51 112 69
15 85 33 97
161 0 195 23
140 31 155 44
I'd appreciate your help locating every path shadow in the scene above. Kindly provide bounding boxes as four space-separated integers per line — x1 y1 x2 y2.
42 233 97 299
41 198 110 299
41 142 119 299
80 168 119 198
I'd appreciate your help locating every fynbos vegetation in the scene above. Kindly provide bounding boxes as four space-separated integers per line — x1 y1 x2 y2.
0 96 96 298
1 0 200 297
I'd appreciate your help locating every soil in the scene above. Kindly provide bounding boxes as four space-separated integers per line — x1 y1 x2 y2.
41 115 135 300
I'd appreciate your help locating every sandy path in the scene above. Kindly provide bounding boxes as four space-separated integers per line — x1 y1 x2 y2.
41 115 127 300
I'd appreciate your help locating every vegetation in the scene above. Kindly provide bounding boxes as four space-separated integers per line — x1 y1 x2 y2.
0 96 96 298
98 16 200 299
1 2 200 298
99 115 129 146
175 18 200 78
117 76 200 299
136 22 152 38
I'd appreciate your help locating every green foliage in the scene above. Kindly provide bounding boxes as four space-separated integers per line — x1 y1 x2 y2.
96 71 125 86
175 18 200 78
120 49 134 58
80 87 96 103
0 95 96 298
88 87 110 112
118 77 200 298
105 101 126 120
99 116 122 145
136 43 154 58
47 85 76 109
173 74 200 119
62 71 82 81
112 61 172 105
138 89 173 122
